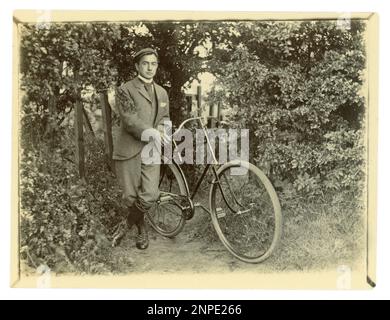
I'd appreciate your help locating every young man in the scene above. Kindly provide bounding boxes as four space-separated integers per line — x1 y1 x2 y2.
113 48 170 250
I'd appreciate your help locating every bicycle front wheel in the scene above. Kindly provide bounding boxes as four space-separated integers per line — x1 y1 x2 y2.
209 160 282 263
146 162 188 238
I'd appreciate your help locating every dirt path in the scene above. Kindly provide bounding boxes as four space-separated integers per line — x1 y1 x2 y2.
109 203 365 275
110 211 272 274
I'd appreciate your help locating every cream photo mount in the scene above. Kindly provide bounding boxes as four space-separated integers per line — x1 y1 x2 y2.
11 10 378 289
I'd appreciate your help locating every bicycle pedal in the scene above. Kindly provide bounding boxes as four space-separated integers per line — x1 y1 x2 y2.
216 207 226 219
159 194 172 203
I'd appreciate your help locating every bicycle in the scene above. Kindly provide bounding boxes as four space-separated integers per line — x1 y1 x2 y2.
146 116 282 263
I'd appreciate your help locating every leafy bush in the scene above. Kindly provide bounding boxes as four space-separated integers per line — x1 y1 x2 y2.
20 129 125 273
207 21 366 199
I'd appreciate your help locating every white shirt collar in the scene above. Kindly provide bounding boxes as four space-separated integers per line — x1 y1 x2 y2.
138 75 153 84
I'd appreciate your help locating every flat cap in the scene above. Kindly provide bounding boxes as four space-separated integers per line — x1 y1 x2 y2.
133 48 158 62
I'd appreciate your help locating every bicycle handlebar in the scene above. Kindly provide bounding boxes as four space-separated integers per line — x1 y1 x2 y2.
174 116 223 133
175 116 204 132
160 116 226 148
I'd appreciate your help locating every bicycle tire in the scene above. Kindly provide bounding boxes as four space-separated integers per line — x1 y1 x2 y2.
209 160 282 263
146 162 188 238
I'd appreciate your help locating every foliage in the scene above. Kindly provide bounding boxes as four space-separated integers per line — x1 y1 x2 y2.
207 20 366 198
20 129 125 273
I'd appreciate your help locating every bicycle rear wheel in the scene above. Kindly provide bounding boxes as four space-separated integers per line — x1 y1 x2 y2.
209 160 282 263
146 162 188 238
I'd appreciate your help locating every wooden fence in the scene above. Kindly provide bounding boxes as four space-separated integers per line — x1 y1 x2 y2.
73 89 114 179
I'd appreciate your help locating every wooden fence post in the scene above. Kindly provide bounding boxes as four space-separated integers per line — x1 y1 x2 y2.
197 85 202 116
185 95 192 113
83 107 95 137
217 101 221 123
209 103 218 128
99 90 114 172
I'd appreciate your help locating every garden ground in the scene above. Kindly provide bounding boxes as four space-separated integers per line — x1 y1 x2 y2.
109 194 366 275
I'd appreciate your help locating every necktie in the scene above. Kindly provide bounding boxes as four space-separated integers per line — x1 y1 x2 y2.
144 82 157 124
144 82 154 99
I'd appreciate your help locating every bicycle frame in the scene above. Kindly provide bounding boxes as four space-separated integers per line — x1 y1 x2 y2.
167 116 242 213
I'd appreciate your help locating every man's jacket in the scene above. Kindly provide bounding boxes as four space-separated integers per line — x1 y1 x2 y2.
113 77 170 160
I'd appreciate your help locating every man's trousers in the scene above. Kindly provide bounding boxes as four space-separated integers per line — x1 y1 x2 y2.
115 153 160 213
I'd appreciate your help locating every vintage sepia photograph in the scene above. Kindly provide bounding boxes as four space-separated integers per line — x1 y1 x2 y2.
11 11 378 289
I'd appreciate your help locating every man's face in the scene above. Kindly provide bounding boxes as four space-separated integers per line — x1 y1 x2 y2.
135 54 158 80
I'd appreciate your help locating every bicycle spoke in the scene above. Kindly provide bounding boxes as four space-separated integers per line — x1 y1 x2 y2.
157 204 162 225
162 204 182 217
211 162 281 262
221 173 245 209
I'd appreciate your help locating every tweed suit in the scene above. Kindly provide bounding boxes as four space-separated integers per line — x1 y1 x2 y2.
113 76 169 212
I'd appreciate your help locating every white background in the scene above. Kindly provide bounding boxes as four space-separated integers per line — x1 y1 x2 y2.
1 0 388 300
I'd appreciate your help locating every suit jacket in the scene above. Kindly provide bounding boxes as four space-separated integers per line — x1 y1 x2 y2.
113 77 170 160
